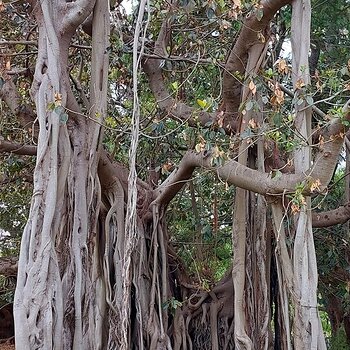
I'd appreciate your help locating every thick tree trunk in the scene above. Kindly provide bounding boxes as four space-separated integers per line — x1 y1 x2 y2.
291 1 326 348
13 1 108 348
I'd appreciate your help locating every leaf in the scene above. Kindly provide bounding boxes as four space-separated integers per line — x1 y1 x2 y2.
270 84 284 105
206 7 215 19
197 99 207 109
171 81 179 91
305 95 314 106
310 179 321 192
248 118 257 129
297 98 304 106
59 113 69 124
255 8 263 21
277 59 289 74
233 0 241 7
220 19 231 30
295 78 305 90
54 105 65 115
257 32 265 43
195 142 205 153
340 67 349 76
262 96 269 104
248 80 256 95
47 102 55 111
246 100 254 111
271 170 282 179
291 203 300 214
54 92 62 107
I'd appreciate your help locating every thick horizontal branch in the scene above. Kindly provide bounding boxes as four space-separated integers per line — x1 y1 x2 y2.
312 202 350 228
2 140 350 228
0 139 37 156
154 150 304 207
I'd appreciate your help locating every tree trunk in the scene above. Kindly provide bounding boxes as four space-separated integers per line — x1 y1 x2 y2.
14 1 109 348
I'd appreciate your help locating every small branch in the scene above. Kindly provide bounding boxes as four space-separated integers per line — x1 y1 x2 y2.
0 51 37 57
142 52 215 64
274 82 328 120
0 40 37 46
0 40 91 50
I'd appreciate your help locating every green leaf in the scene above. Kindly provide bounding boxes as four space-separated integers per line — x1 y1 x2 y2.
305 95 314 106
197 99 207 109
246 100 254 111
54 105 65 115
59 113 69 124
47 102 56 111
262 96 269 104
340 67 349 76
255 8 264 21
271 170 282 179
171 81 179 91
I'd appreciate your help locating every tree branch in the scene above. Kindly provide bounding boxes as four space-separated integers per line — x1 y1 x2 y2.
222 0 292 122
0 77 37 133
154 150 305 207
0 139 37 156
0 257 18 277
62 0 97 33
312 202 350 228
143 16 237 133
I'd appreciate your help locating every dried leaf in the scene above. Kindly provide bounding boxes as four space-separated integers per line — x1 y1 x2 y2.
318 135 324 147
295 78 305 90
233 0 241 7
217 110 224 128
257 32 265 43
54 92 62 106
277 59 289 74
270 83 284 105
220 19 231 30
310 179 321 192
248 80 256 95
291 203 300 214
248 118 257 129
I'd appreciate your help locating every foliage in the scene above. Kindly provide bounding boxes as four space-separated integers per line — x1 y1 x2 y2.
329 327 349 350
